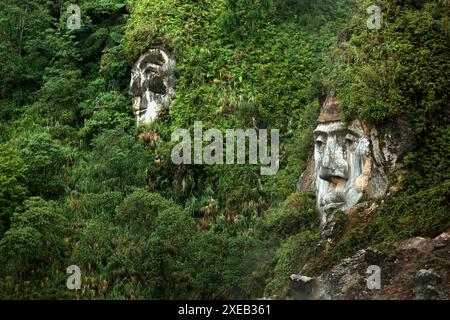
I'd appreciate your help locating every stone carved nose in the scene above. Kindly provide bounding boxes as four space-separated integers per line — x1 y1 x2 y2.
129 78 140 96
319 136 348 182
319 167 335 182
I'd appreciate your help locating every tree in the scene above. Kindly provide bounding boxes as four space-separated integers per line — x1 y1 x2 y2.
0 197 68 277
72 127 152 194
116 188 174 233
0 0 54 99
143 206 196 299
79 90 133 141
0 144 27 236
72 217 117 272
18 132 66 198
0 226 43 278
11 197 68 261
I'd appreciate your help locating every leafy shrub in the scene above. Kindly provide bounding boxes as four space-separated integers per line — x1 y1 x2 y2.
116 189 174 233
0 144 27 235
264 230 320 298
72 217 118 272
0 197 68 277
72 127 152 194
18 132 67 198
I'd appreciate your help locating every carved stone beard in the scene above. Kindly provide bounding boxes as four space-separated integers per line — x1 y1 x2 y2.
314 120 371 227
129 47 176 123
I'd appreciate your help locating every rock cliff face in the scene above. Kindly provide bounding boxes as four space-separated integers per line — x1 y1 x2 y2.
288 231 450 300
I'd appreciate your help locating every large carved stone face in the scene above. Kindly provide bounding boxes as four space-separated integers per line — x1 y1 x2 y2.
296 95 413 235
129 47 175 123
314 118 370 226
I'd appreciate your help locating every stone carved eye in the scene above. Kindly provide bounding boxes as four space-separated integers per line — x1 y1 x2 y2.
345 133 355 145
345 133 356 149
315 135 326 150
144 66 157 76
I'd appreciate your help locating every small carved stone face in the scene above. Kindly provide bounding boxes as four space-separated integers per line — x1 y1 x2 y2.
314 120 370 225
129 48 175 122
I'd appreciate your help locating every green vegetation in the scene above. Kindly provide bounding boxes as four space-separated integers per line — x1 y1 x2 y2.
327 0 450 134
0 0 448 299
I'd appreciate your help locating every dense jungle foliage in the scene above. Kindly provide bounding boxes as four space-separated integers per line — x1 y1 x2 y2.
0 0 448 299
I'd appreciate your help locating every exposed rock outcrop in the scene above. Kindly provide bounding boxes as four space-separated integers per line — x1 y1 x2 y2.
288 231 450 300
296 155 315 192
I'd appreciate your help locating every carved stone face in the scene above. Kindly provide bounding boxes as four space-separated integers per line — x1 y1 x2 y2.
129 47 175 123
314 120 370 226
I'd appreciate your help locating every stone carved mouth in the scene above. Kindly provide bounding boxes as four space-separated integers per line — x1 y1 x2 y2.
320 190 346 213
323 201 345 213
